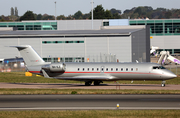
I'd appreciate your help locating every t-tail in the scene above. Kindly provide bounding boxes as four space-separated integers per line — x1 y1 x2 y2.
10 45 47 66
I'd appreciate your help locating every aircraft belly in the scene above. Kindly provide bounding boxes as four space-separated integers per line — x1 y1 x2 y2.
111 73 162 80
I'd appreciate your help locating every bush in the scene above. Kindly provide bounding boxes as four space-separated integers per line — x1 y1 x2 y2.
71 91 77 94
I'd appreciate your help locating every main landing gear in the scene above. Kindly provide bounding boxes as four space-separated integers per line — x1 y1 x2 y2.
94 81 103 86
85 81 92 86
85 81 103 86
161 80 166 87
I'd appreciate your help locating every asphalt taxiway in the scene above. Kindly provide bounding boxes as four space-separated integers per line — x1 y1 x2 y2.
0 83 180 90
0 95 180 110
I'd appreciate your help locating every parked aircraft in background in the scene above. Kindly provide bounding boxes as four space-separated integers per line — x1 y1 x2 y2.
150 46 159 56
158 51 180 65
11 45 177 87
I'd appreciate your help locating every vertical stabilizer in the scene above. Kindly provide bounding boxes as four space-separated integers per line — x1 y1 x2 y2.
11 45 45 66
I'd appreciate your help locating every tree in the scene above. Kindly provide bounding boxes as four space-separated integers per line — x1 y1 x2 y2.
11 7 14 16
15 7 18 16
42 15 54 20
92 5 105 19
37 14 42 20
82 13 90 19
57 15 66 20
73 11 83 19
113 13 121 19
165 11 172 19
20 11 35 21
110 8 121 15
104 10 113 19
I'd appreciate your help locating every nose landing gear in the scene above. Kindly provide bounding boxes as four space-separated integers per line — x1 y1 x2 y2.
161 81 166 87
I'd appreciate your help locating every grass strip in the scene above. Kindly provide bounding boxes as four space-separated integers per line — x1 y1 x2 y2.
0 110 180 118
0 72 180 85
0 88 180 95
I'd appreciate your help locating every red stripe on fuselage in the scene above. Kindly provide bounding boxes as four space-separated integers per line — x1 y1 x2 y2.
29 71 162 75
104 72 162 75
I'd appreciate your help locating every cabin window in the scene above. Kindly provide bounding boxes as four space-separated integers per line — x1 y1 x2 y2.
111 68 113 71
136 68 138 71
102 68 104 71
87 68 89 71
83 68 84 71
92 68 94 71
97 68 99 71
126 68 128 71
131 68 133 71
121 68 123 71
106 68 108 71
116 68 118 71
78 68 80 71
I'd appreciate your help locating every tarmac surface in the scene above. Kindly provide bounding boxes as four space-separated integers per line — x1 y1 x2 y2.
0 83 180 90
0 95 180 110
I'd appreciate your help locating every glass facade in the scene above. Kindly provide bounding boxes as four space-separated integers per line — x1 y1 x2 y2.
43 57 84 63
129 19 180 36
0 21 57 30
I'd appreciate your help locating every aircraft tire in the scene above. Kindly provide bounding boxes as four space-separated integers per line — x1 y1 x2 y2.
161 83 165 87
85 81 92 86
94 81 100 86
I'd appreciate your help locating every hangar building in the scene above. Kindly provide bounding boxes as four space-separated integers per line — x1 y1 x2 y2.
0 25 150 63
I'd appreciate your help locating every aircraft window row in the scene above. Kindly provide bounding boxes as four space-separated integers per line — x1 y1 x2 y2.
77 68 138 71
153 66 166 69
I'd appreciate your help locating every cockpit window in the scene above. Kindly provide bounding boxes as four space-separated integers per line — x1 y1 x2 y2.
153 66 166 69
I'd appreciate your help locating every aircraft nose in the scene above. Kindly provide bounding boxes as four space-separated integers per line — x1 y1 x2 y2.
172 74 177 78
169 73 177 78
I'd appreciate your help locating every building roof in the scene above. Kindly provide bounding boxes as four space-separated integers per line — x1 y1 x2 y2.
0 26 145 38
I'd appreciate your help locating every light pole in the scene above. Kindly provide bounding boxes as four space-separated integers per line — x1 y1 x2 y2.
91 0 94 29
55 1 56 20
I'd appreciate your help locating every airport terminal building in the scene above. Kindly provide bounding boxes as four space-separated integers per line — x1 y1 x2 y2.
1 18 180 63
0 19 180 55
0 25 150 63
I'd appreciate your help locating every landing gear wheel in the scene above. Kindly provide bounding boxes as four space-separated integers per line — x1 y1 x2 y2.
94 81 100 86
161 81 166 87
85 81 92 86
161 83 165 87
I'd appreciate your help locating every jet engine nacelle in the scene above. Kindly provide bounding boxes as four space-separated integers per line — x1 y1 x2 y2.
42 63 66 72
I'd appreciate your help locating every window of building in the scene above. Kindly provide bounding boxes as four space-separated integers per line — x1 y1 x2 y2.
42 40 84 44
103 22 109 26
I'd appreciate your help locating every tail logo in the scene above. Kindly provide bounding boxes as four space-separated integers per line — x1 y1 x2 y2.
30 60 40 62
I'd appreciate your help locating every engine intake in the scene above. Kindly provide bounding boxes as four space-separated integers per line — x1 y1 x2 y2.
42 63 66 72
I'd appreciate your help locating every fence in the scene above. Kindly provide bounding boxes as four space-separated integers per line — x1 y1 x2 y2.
165 64 180 75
